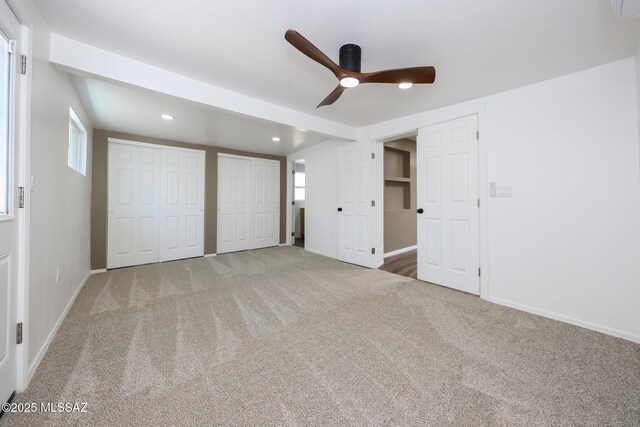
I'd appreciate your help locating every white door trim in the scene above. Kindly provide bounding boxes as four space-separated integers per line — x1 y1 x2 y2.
287 160 294 246
107 137 206 156
15 24 31 393
371 103 489 298
217 152 280 164
286 154 306 247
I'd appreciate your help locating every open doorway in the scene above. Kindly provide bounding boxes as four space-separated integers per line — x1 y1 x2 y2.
293 159 306 248
378 133 418 279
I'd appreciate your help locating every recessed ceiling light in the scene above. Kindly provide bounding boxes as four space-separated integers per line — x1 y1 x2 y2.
398 82 413 89
272 137 280 142
339 77 359 88
161 114 174 120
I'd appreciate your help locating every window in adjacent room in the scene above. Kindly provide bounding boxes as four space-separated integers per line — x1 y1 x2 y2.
68 107 87 175
294 169 305 201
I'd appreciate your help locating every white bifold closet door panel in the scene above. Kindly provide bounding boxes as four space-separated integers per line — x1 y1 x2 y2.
108 143 161 269
217 156 251 254
108 141 205 269
159 148 206 262
416 114 480 295
251 159 280 249
217 155 280 254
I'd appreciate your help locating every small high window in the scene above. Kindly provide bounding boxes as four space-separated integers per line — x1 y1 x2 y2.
68 107 87 175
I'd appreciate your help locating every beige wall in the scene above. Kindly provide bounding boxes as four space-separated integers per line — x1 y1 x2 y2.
91 130 286 270
383 138 416 253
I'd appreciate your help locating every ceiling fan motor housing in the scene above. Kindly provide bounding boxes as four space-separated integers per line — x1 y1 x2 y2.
339 44 361 73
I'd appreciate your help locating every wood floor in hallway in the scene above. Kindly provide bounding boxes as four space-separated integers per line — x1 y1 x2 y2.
378 249 417 279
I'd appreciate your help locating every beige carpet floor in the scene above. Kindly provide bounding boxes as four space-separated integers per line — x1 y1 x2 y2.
1 247 639 426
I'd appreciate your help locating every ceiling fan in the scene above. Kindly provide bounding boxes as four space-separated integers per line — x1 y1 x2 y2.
285 29 436 108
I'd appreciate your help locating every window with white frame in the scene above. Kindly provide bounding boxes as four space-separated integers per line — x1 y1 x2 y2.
68 107 87 175
0 30 11 216
294 170 305 201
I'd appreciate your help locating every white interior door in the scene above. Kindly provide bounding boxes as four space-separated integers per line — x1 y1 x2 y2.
108 143 161 269
159 148 205 262
217 155 251 254
0 2 22 405
251 159 280 249
417 114 480 295
338 141 373 267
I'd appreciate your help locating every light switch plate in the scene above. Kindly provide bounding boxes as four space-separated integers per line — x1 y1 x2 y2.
489 182 496 197
496 185 512 197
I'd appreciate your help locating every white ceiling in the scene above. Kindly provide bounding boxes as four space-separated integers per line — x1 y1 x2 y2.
72 77 332 155
33 0 640 147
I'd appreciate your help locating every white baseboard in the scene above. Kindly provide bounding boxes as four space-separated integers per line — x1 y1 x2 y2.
28 271 91 383
90 268 106 274
384 245 417 258
485 296 640 344
203 253 217 258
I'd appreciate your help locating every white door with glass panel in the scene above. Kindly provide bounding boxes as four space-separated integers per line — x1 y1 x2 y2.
159 148 205 262
217 154 280 254
338 141 373 267
417 115 480 295
0 1 22 406
107 140 206 269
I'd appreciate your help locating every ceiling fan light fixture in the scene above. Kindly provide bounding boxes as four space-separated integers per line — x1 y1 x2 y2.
339 77 359 88
272 137 280 142
284 30 435 107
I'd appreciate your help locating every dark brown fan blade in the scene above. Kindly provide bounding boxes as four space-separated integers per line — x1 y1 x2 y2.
317 85 346 108
361 66 436 84
285 29 343 78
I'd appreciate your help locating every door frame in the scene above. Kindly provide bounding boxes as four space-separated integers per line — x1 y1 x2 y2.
371 104 490 298
380 131 417 258
289 157 306 247
286 155 305 246
15 23 29 393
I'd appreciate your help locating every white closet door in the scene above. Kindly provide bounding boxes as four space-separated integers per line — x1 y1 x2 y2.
338 141 374 267
217 156 251 254
108 143 161 269
417 114 480 295
251 159 280 249
159 148 205 262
